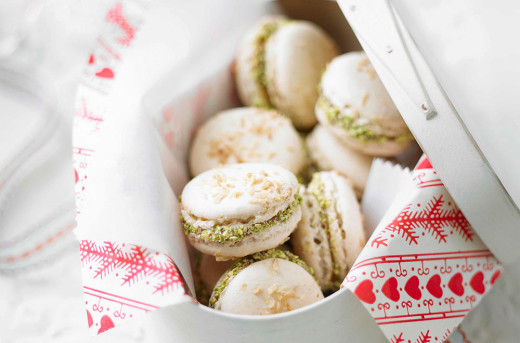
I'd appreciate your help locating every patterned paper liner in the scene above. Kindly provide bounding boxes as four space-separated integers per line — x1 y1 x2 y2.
73 0 189 334
342 156 502 342
80 240 187 334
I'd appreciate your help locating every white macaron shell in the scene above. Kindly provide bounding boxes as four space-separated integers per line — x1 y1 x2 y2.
320 51 406 137
322 171 365 270
215 258 323 314
265 21 338 129
320 172 349 279
189 107 306 176
291 186 334 289
307 125 373 195
292 171 365 289
181 163 298 224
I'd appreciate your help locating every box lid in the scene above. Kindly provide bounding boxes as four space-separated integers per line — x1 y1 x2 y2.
338 0 520 263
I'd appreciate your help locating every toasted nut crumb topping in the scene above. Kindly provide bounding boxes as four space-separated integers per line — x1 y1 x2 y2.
206 110 287 165
204 168 291 207
272 259 279 274
356 58 377 80
261 284 300 314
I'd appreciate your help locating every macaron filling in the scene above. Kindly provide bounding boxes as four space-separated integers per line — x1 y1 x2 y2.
209 249 315 308
182 193 302 243
317 94 413 144
250 19 289 108
308 173 344 290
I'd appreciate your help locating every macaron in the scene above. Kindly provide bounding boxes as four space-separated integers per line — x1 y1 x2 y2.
235 15 338 129
316 51 413 156
192 252 234 305
209 249 323 314
189 107 306 177
306 124 373 196
291 171 365 291
181 163 302 260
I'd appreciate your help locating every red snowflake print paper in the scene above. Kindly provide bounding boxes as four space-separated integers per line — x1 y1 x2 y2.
343 155 502 342
80 240 188 336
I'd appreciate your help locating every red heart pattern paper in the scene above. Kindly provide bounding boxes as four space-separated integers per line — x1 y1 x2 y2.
404 276 422 300
87 310 93 328
470 271 485 294
448 273 464 296
95 68 114 79
355 280 376 304
426 274 443 298
382 277 400 302
97 315 115 334
490 270 501 285
342 155 502 343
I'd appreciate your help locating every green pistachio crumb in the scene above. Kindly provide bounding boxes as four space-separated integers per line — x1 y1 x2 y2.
317 95 413 143
183 193 302 243
250 19 291 108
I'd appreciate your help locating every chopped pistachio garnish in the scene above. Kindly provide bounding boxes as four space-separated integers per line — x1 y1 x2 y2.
317 94 413 144
183 193 302 243
250 19 291 108
209 248 315 308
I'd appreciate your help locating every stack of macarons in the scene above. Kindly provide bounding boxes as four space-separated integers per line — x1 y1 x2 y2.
181 162 325 314
307 51 415 194
181 14 417 315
